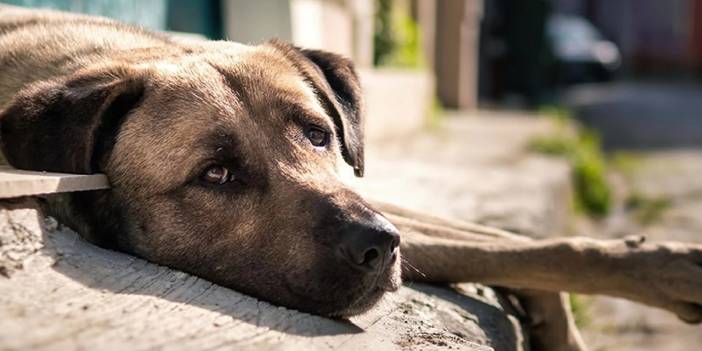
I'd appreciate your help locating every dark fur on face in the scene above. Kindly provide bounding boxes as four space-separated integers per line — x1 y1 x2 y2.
0 9 401 317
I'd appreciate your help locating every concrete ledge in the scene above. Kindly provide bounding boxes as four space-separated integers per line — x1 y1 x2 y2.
0 201 526 351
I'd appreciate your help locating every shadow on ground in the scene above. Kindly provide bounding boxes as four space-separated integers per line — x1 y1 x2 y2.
40 209 364 338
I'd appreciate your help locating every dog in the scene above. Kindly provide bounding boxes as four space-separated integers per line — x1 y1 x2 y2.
1 6 701 351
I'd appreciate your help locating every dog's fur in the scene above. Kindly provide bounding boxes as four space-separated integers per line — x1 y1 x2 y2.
2 6 702 351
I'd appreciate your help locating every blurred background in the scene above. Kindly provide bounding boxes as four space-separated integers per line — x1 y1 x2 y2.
3 0 701 349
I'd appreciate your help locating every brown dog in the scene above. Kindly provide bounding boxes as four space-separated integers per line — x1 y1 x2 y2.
2 6 702 351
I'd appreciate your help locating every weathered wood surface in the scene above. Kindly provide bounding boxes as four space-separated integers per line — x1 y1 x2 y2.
0 201 526 351
0 166 109 198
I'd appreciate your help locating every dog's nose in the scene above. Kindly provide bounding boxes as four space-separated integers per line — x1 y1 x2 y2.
337 215 400 272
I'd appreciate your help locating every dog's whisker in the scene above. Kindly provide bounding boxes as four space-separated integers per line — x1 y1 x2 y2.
401 257 426 278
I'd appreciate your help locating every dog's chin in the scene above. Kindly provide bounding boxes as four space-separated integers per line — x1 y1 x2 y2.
330 286 387 318
284 260 403 318
328 262 403 318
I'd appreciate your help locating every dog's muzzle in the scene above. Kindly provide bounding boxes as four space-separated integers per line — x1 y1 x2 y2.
335 214 400 273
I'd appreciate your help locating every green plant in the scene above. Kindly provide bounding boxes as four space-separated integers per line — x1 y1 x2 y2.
625 192 672 225
373 0 423 69
569 294 591 328
529 111 612 217
426 96 444 130
609 152 644 179
374 0 394 66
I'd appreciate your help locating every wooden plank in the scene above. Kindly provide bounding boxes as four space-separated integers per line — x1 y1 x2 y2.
0 166 109 198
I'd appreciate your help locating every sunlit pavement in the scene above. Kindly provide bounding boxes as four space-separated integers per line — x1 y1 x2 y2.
345 109 572 238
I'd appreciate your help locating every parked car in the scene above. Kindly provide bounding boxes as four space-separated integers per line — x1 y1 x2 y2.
547 14 621 84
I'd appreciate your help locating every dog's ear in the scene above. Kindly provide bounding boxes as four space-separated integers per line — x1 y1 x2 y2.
269 40 365 177
0 68 145 174
299 48 365 177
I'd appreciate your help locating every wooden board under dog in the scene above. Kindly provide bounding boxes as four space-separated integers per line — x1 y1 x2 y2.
0 166 109 198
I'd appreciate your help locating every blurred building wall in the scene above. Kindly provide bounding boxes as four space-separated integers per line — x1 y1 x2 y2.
167 0 222 39
222 0 294 43
433 0 482 109
695 0 702 75
411 0 436 70
223 0 485 110
291 0 353 58
554 0 702 76
222 0 373 66
477 0 553 106
0 0 167 29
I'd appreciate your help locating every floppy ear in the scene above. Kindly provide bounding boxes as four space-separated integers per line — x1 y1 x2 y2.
268 40 365 177
0 69 145 174
299 48 365 176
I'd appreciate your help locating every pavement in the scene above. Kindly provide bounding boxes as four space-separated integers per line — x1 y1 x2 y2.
562 82 702 150
348 109 571 238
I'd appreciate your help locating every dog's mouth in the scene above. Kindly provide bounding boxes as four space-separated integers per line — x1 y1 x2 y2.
284 259 402 318
331 286 387 318
336 252 404 317
324 275 396 318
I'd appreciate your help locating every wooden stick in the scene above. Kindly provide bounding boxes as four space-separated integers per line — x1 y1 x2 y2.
0 166 109 198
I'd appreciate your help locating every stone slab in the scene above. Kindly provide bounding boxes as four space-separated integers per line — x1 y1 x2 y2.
0 202 525 351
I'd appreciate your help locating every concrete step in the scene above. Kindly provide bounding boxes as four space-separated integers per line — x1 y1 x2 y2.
0 200 525 351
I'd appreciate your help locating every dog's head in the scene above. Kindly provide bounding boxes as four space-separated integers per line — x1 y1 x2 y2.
0 40 401 316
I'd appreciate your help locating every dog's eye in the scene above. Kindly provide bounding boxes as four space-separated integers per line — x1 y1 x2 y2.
201 165 234 184
306 127 329 147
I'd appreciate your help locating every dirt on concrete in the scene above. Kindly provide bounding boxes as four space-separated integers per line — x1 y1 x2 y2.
0 199 45 277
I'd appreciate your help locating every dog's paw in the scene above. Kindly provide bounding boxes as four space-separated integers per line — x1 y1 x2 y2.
616 241 702 324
